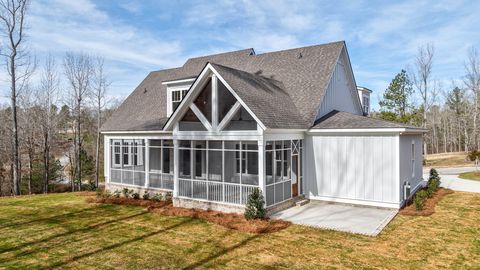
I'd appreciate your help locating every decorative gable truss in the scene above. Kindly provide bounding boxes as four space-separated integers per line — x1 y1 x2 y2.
164 63 264 133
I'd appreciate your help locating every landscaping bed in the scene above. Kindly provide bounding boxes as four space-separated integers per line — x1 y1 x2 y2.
87 196 290 234
400 188 454 216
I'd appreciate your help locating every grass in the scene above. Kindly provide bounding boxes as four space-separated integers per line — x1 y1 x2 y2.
459 171 480 181
0 192 479 269
425 152 473 168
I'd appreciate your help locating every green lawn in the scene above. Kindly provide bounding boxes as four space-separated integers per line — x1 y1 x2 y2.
0 192 479 269
459 171 480 181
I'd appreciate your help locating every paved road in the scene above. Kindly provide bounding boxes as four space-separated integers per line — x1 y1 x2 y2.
423 166 480 193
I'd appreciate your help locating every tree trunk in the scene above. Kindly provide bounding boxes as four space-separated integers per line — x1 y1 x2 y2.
28 145 33 195
11 55 20 196
95 108 101 188
76 99 82 191
43 132 50 194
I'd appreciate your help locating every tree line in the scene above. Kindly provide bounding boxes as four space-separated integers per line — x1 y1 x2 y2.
374 43 480 156
0 0 118 196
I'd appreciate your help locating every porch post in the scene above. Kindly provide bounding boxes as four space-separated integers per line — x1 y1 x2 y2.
144 139 150 188
173 139 179 197
258 139 266 197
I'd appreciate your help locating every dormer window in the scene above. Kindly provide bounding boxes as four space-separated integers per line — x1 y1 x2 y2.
172 89 188 112
163 77 196 116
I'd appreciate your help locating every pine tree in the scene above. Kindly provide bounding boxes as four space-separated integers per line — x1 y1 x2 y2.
379 70 415 123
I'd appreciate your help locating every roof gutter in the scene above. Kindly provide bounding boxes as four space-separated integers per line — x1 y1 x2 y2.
307 127 428 134
101 130 172 134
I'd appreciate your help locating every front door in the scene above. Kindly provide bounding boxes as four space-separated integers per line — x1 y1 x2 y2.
292 155 299 197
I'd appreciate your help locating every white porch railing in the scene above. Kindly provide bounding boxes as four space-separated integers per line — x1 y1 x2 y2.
178 179 257 205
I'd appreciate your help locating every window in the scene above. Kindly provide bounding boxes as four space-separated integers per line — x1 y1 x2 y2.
411 141 415 177
234 143 258 175
172 89 188 112
123 141 130 166
113 141 121 166
362 95 369 114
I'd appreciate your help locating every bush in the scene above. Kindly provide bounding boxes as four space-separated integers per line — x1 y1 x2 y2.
164 192 173 201
426 168 441 197
151 193 163 202
113 190 121 198
122 188 133 198
82 182 96 191
132 192 140 200
244 188 266 220
142 192 150 200
467 150 480 162
414 189 428 210
95 188 103 198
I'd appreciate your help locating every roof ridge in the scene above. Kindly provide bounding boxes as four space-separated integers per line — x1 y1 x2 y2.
184 48 254 62
253 40 345 57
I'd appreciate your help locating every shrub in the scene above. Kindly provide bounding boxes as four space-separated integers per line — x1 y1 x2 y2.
82 182 97 191
244 188 266 220
132 192 140 200
467 150 480 162
426 168 441 197
414 189 428 210
113 190 121 198
95 188 103 198
151 193 163 202
164 192 173 201
122 188 133 198
103 190 112 198
142 192 150 200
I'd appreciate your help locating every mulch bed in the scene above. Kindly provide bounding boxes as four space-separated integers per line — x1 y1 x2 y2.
400 188 454 216
86 197 171 208
87 197 290 234
149 205 291 234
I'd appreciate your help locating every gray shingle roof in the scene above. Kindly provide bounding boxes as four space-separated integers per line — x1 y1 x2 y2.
101 41 345 131
311 110 424 129
211 63 308 129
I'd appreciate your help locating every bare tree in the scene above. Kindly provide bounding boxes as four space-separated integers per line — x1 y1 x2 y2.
0 0 34 195
412 43 434 154
19 85 38 194
37 54 59 193
464 47 480 150
91 56 109 188
63 52 93 191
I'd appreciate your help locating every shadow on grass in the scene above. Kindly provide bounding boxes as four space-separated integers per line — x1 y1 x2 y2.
0 210 150 256
45 218 194 269
0 206 108 230
181 225 275 270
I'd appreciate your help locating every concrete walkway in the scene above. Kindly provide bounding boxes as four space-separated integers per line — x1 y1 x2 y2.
271 201 397 236
423 167 480 193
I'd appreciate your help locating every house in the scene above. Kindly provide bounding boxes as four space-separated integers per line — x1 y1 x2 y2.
101 41 426 213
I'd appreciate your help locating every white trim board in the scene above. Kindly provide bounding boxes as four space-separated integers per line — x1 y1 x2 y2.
307 128 426 134
163 63 267 131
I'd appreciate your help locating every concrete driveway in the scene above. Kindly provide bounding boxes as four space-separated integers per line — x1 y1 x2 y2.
271 201 397 236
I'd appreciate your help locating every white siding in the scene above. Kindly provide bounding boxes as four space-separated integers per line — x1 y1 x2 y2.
316 50 363 119
304 133 400 208
399 134 424 201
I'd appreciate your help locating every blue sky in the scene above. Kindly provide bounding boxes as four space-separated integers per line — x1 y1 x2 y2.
1 0 479 110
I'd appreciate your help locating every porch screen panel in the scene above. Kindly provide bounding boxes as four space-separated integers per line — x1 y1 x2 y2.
217 81 237 123
265 139 303 206
177 140 259 205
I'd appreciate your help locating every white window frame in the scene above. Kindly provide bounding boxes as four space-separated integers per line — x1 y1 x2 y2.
113 140 121 167
167 85 190 116
123 140 132 166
